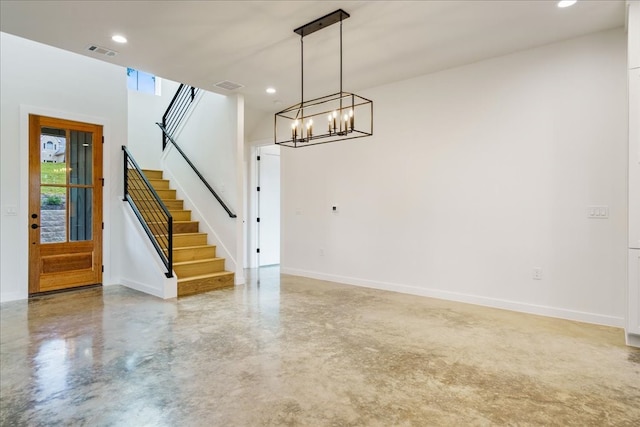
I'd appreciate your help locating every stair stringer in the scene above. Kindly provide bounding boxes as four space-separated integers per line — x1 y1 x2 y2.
120 203 178 299
160 152 238 282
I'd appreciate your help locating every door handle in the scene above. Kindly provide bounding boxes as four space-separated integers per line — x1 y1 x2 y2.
31 224 39 229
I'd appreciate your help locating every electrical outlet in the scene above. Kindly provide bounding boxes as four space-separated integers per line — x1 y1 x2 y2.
533 268 543 280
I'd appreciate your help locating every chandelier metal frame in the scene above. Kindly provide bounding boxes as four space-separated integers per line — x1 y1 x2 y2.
274 9 373 148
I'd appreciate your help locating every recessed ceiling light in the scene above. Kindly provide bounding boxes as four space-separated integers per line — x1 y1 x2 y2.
112 35 127 44
557 0 577 8
266 87 276 94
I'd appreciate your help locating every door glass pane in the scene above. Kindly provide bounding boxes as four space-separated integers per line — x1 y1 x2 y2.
40 187 66 244
69 130 93 185
69 188 92 241
40 127 66 185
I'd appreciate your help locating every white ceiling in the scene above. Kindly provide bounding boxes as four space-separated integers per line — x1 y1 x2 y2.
0 1 626 113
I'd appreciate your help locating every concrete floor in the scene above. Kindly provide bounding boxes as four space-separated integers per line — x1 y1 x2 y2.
1 266 639 426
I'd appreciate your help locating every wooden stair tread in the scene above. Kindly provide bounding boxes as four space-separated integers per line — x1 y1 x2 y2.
177 271 234 283
174 257 223 266
141 209 191 213
155 232 206 238
173 244 215 250
147 220 197 225
131 197 178 202
129 177 168 183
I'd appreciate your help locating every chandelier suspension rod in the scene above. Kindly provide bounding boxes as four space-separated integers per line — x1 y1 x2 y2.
300 36 304 121
340 18 343 112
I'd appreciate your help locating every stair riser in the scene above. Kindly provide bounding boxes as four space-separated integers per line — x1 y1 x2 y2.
133 189 176 200
173 246 217 262
178 273 234 297
156 189 177 200
167 202 184 210
140 210 191 221
173 234 207 247
147 222 199 234
142 169 163 179
173 222 199 233
129 178 170 190
133 199 183 209
174 259 225 277
130 198 179 213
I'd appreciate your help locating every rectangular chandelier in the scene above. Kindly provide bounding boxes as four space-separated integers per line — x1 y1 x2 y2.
275 9 373 148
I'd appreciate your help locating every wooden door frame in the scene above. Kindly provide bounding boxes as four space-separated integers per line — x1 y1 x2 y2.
28 114 104 294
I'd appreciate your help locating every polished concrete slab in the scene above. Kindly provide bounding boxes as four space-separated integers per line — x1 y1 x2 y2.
1 266 639 426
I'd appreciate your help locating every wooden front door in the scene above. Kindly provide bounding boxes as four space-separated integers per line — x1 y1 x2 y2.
28 115 103 294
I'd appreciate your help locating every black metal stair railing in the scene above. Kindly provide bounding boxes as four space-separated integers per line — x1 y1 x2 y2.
157 123 237 218
162 84 198 150
122 145 173 278
158 83 236 218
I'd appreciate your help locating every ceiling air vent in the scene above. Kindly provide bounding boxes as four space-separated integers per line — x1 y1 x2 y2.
214 80 244 91
86 44 118 57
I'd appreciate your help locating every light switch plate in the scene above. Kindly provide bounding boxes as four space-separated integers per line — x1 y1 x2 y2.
587 205 609 219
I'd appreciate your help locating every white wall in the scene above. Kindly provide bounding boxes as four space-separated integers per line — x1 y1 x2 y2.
119 207 177 299
0 32 128 302
162 91 244 282
127 78 180 170
281 28 628 327
626 0 640 346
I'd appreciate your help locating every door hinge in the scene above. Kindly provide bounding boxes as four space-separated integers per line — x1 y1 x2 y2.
101 265 104 272
102 222 104 230
257 186 260 192
257 248 260 254
102 136 104 144
257 155 261 161
257 217 260 223
100 178 105 187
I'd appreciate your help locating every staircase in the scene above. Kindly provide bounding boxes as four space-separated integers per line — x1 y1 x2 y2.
134 168 235 296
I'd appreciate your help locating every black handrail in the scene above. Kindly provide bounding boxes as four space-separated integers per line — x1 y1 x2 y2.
162 84 198 150
156 123 237 218
122 145 173 278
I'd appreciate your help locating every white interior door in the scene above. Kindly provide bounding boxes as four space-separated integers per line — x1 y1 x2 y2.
258 145 280 266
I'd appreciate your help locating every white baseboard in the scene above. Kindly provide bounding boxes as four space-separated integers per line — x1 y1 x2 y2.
280 267 625 328
120 277 176 300
626 333 640 348
0 291 28 303
235 273 245 285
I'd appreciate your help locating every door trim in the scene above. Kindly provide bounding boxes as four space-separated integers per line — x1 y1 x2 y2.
5 106 112 302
